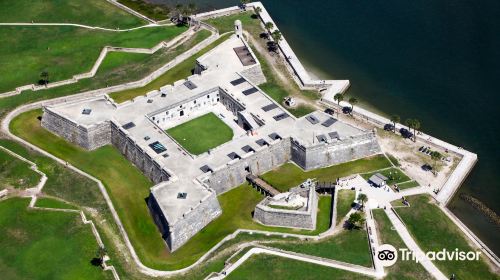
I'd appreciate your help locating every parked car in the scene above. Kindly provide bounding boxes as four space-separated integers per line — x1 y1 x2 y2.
399 128 413 139
384 124 395 131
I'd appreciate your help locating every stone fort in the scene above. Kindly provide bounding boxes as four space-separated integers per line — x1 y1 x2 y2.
41 21 381 251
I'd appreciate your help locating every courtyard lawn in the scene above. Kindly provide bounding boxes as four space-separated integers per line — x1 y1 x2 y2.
0 198 111 280
109 32 231 103
166 113 234 155
226 254 373 280
260 155 391 192
268 228 373 267
336 189 356 225
0 24 187 93
0 0 144 28
395 195 498 279
0 148 41 189
361 167 411 186
372 209 432 279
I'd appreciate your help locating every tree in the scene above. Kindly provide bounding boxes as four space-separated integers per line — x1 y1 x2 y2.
333 93 344 117
347 212 365 229
265 21 274 32
405 118 420 142
390 114 400 133
271 30 282 44
348 97 358 113
357 193 368 209
254 6 262 16
430 151 442 170
40 71 49 86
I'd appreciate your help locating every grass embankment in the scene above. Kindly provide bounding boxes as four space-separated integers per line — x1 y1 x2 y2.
396 180 420 190
117 0 170 21
9 109 334 269
226 254 373 280
0 28 210 121
0 198 111 280
35 197 78 210
166 112 233 155
206 12 319 118
269 228 372 267
361 167 411 186
0 149 41 189
109 32 231 103
0 0 145 28
260 155 392 192
395 195 498 279
372 209 432 279
336 189 356 225
0 24 187 92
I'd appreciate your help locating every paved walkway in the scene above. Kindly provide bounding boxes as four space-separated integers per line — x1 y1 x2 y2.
384 207 448 280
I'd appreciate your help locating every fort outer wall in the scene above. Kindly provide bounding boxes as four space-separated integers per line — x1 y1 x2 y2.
254 187 318 229
41 107 111 151
205 132 381 195
291 130 381 171
147 188 221 252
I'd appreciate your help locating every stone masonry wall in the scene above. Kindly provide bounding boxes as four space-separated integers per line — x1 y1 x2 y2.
167 190 222 251
292 130 381 171
254 189 318 229
110 122 171 184
206 138 292 194
41 107 111 150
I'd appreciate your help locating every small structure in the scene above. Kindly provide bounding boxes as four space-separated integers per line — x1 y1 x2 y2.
253 180 318 229
284 97 296 107
234 19 242 38
368 173 388 187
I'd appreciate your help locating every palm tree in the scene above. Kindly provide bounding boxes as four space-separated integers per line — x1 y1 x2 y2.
265 22 274 32
348 97 358 113
40 71 49 86
430 151 442 170
357 193 368 209
254 6 262 16
390 114 400 133
271 30 282 44
405 118 419 142
333 93 344 117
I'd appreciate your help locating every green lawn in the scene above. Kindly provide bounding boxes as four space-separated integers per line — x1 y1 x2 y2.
0 0 145 28
395 195 498 279
336 189 356 225
35 197 78 210
0 24 187 92
268 228 373 267
226 254 373 280
117 0 170 21
0 198 111 280
109 32 231 103
260 155 391 192
166 113 234 155
361 167 411 186
372 209 432 280
0 149 41 189
386 153 401 167
396 180 420 190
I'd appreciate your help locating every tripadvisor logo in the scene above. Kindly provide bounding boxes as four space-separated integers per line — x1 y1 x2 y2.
377 244 482 267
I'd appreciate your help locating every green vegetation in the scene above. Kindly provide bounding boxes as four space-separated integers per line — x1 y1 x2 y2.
35 197 77 210
0 149 40 189
336 190 355 225
386 153 400 167
267 204 302 211
117 0 171 21
0 25 186 92
395 195 498 279
260 155 392 192
109 32 231 103
372 209 432 279
166 113 233 155
0 0 145 28
269 228 372 267
0 198 111 280
361 167 411 186
226 254 372 280
396 180 420 190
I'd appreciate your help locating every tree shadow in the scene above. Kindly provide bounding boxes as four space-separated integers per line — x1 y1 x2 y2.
90 258 102 267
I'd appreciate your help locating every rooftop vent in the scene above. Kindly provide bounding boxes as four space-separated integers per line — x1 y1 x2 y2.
242 87 258 96
256 139 268 147
82 109 92 115
241 145 255 153
328 131 340 140
184 81 197 90
161 93 167 97
122 122 136 130
316 134 328 143
268 133 282 140
147 99 153 103
200 165 213 173
177 192 187 199
321 117 337 127
306 115 320 125
227 152 241 160
230 77 246 86
148 141 167 154
262 103 278 112
273 113 289 121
